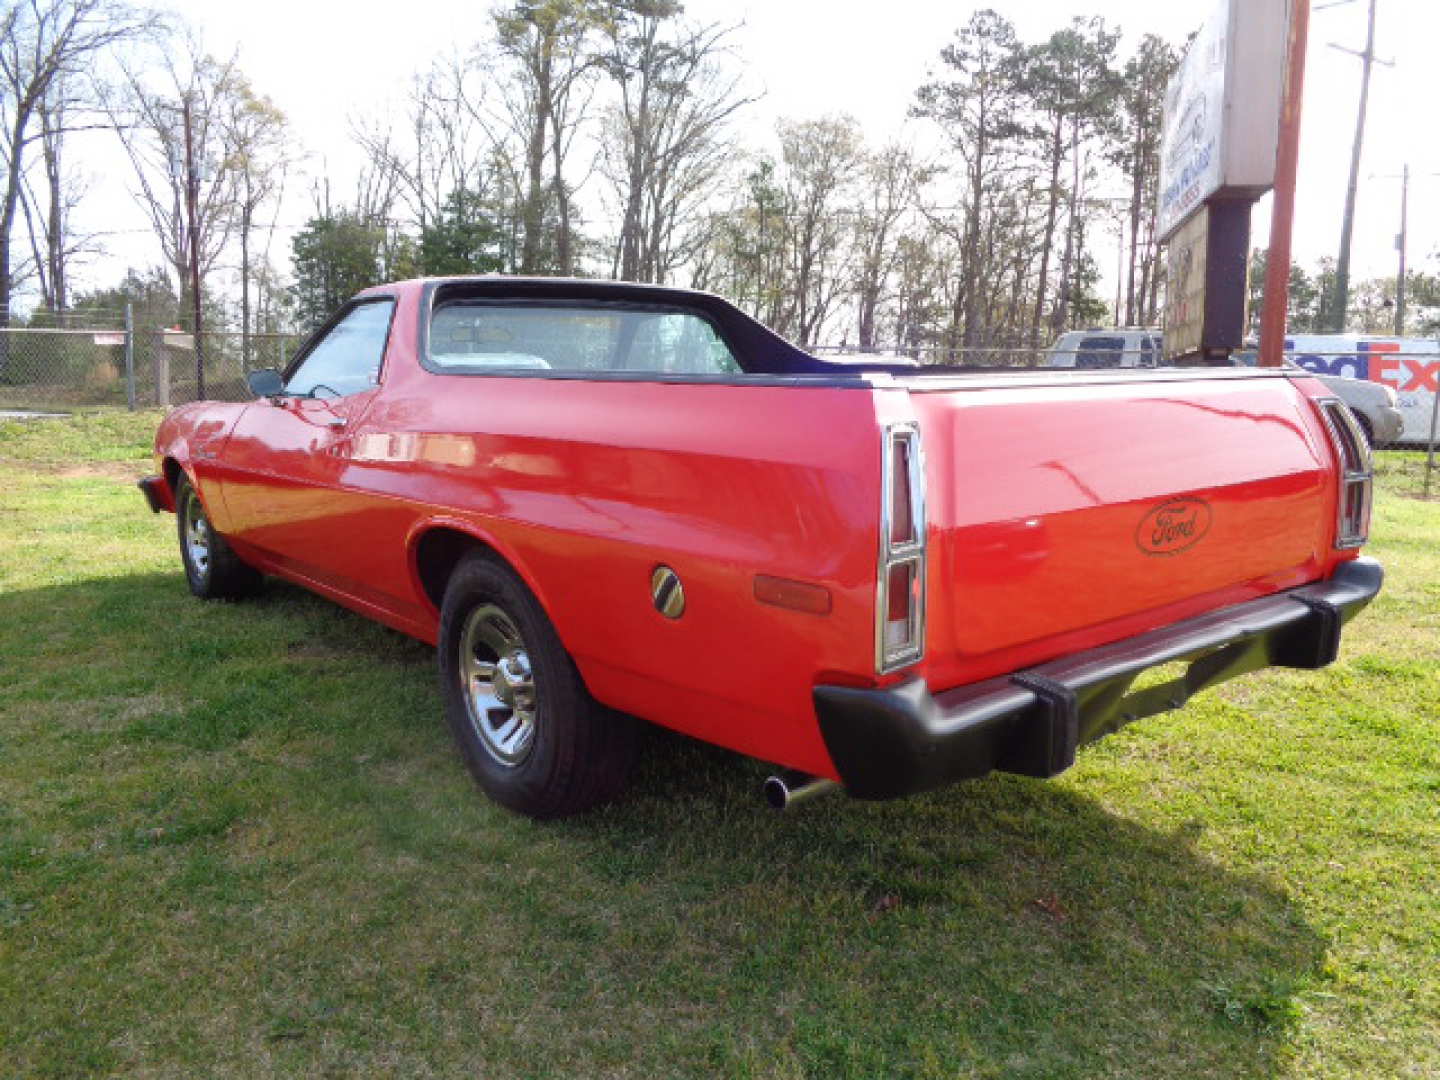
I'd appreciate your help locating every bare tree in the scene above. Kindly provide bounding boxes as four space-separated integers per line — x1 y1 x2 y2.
1044 17 1120 336
913 10 1026 350
108 38 246 331
852 144 923 348
0 0 154 326
351 53 499 241
219 74 290 366
776 115 863 343
493 0 602 275
596 2 750 283
18 92 94 310
686 155 786 322
1113 34 1176 326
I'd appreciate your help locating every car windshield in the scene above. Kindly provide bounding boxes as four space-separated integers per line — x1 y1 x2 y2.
429 302 741 376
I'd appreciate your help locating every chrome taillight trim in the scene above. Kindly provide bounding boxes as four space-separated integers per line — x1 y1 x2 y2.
1316 397 1373 549
876 423 927 674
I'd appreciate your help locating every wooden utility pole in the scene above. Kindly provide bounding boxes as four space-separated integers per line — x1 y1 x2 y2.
1328 0 1391 332
182 100 205 400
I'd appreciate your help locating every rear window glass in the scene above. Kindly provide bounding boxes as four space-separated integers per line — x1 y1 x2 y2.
429 302 741 375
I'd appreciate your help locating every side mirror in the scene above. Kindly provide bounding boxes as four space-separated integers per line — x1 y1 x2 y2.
246 368 285 398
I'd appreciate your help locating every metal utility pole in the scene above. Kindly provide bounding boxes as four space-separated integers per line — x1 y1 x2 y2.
182 100 205 400
1394 162 1408 335
1328 0 1391 332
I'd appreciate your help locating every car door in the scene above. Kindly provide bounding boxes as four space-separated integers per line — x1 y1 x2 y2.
220 297 397 594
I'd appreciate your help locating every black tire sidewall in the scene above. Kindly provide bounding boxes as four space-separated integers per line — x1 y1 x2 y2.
437 554 591 817
175 477 212 597
174 474 260 599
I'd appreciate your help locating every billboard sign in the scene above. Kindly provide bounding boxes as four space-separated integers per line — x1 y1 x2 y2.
1157 0 1288 241
1162 208 1209 361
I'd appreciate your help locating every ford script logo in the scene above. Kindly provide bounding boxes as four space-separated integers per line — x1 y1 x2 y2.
1136 497 1212 556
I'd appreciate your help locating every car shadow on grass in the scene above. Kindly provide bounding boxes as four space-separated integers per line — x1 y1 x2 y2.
0 570 1327 1079
553 731 1330 1078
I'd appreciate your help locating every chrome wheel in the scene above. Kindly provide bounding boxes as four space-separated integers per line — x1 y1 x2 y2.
181 487 211 579
458 603 537 767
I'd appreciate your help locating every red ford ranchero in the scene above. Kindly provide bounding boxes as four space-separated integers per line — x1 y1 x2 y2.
139 276 1382 818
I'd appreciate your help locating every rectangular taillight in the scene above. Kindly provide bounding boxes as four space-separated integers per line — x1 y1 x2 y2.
1317 398 1373 548
876 424 926 673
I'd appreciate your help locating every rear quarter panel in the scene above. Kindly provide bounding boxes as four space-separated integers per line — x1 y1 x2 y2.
344 369 886 777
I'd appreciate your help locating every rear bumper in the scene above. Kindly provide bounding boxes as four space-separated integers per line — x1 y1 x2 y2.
815 558 1383 800
137 475 172 514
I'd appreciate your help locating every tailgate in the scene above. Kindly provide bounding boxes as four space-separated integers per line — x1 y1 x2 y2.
900 371 1342 691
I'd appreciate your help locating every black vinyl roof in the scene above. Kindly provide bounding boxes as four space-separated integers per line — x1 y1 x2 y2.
398 276 932 377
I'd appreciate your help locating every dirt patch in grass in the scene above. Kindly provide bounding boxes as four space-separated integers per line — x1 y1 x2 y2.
0 456 150 479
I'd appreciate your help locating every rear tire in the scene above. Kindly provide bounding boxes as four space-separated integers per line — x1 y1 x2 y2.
437 551 637 818
175 475 262 599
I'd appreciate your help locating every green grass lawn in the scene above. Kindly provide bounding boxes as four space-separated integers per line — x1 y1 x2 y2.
1 412 1437 1078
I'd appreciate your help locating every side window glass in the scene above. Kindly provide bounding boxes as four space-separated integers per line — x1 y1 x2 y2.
1075 336 1125 368
286 300 395 397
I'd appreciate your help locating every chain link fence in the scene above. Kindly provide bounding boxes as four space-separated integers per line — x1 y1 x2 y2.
807 343 1050 367
0 325 301 411
806 339 1177 368
3 319 1434 494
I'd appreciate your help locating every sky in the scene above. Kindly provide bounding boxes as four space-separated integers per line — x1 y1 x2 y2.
65 0 1440 316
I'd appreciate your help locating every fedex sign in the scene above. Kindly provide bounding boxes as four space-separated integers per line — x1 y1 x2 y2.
1289 339 1440 393
1369 345 1440 393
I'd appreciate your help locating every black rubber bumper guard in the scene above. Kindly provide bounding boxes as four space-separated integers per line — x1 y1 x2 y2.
815 558 1384 801
137 475 167 514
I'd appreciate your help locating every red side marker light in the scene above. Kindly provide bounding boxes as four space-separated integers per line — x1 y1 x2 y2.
753 574 833 616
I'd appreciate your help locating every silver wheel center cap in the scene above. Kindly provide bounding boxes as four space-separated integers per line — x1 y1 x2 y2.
492 653 529 707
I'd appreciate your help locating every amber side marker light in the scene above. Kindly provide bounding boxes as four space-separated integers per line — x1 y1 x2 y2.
753 574 833 616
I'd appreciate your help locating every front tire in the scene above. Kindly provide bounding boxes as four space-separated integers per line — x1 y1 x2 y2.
175 475 261 599
437 552 637 818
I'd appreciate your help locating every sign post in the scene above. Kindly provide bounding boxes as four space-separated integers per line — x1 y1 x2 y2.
1159 0 1292 365
1259 0 1312 367
1426 338 1440 499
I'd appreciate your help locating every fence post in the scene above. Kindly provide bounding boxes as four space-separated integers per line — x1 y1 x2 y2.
124 304 136 411
153 330 170 409
1424 339 1440 500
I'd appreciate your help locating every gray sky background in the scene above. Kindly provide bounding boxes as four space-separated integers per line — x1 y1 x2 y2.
67 0 1440 315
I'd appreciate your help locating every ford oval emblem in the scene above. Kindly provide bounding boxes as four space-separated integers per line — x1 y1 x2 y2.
1136 497 1212 556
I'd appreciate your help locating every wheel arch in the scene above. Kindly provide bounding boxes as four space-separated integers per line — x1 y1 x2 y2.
161 455 186 494
408 518 556 626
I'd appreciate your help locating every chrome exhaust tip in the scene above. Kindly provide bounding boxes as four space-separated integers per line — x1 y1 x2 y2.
763 770 839 811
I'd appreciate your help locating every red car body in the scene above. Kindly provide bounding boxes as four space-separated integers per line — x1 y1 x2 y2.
141 277 1381 812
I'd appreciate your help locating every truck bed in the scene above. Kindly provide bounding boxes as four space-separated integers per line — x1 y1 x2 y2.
889 367 1345 694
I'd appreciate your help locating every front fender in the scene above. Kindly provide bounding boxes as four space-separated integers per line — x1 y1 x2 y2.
153 401 250 532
